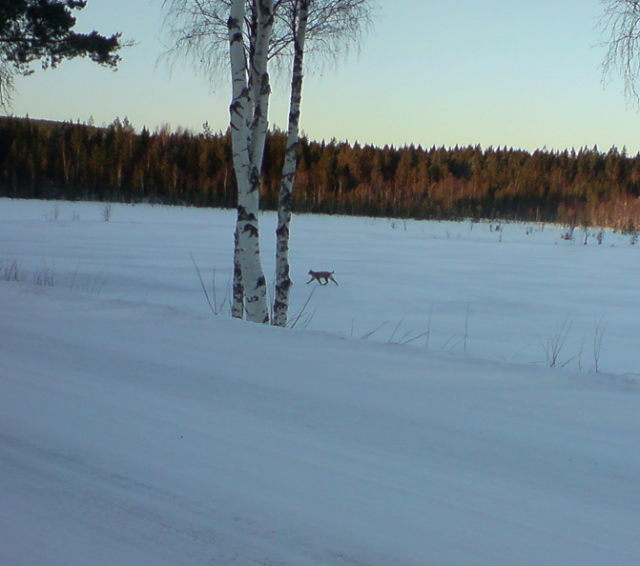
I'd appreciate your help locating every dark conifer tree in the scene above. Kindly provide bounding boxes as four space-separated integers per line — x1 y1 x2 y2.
0 0 124 104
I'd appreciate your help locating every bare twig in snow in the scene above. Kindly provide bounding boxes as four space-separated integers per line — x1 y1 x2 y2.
361 320 389 340
593 315 607 373
537 316 574 368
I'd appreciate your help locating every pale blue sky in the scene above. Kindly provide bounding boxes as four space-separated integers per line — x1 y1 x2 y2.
8 0 640 152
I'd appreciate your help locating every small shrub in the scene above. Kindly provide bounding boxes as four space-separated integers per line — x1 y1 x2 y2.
34 260 55 287
0 255 22 281
44 203 61 221
561 227 574 241
538 316 575 368
82 272 108 297
582 228 589 245
101 202 113 222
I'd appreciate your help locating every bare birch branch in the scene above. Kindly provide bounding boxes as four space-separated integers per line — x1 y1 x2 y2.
599 0 640 107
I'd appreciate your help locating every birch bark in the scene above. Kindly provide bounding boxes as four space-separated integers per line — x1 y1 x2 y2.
228 0 273 323
272 0 309 327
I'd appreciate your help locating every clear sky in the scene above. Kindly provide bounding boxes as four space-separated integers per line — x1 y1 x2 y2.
8 0 640 153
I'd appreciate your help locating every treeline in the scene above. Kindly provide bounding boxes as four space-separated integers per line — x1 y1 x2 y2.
0 116 236 208
2 115 640 230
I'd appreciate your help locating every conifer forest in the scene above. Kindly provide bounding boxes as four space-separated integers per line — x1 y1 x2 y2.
2 115 640 230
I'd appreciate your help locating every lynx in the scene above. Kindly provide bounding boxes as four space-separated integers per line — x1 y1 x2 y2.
306 270 339 286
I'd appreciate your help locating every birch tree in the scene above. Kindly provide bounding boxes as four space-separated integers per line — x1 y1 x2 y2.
163 0 372 324
271 0 371 326
271 0 309 327
227 0 273 323
600 0 640 106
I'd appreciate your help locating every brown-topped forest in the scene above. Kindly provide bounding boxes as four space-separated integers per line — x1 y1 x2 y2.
1 115 640 231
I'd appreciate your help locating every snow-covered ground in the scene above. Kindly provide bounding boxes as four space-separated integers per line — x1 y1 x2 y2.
1 198 639 565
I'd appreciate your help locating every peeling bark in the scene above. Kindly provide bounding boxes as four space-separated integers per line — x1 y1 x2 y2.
231 225 244 318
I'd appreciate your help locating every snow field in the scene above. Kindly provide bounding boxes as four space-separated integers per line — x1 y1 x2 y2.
1 199 639 376
1 198 639 565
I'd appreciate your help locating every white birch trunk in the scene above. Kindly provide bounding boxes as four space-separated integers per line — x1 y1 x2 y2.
249 0 274 173
228 0 272 324
272 0 309 327
229 0 249 319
